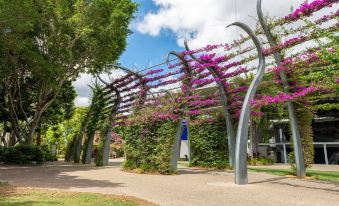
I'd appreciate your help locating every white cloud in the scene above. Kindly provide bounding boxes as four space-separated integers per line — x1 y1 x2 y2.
73 70 128 107
136 0 319 49
74 97 90 107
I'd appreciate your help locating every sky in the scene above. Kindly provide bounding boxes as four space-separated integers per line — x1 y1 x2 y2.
73 0 325 107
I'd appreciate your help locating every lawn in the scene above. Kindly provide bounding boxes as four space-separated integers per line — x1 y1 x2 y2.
248 168 339 183
0 183 153 206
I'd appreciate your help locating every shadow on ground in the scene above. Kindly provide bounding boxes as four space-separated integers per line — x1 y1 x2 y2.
0 160 124 190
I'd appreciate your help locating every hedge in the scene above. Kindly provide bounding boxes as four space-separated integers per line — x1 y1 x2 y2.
116 119 178 174
189 121 229 169
0 145 57 164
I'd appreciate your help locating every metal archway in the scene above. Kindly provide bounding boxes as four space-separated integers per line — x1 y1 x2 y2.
166 52 194 171
184 40 236 168
96 65 149 166
257 0 305 178
226 22 266 185
97 75 122 166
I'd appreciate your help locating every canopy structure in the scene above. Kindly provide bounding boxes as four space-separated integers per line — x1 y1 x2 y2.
87 0 338 184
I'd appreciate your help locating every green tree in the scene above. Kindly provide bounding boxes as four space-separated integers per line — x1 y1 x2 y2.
0 0 137 144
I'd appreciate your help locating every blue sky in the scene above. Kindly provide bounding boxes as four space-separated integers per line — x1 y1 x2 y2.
74 0 329 106
119 0 181 70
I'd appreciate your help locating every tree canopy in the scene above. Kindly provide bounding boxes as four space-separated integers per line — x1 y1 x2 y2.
0 0 137 144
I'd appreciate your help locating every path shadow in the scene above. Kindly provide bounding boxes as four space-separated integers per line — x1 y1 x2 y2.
177 167 233 176
0 160 125 190
249 176 339 193
249 177 289 184
269 181 339 193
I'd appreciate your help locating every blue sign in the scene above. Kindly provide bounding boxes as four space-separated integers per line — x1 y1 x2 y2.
181 121 188 140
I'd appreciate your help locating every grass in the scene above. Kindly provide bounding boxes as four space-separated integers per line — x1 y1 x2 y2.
248 168 339 183
0 185 154 206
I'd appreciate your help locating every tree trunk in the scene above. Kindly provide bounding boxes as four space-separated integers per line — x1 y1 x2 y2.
1 121 8 146
25 107 45 145
36 126 41 146
9 130 17 146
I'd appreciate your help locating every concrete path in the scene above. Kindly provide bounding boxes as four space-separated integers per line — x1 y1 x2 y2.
0 159 338 206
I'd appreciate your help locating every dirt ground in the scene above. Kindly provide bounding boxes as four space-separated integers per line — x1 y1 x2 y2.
0 159 338 206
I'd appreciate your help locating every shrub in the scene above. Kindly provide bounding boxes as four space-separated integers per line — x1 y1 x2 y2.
117 118 178 174
40 145 58 161
189 120 229 169
289 105 315 174
0 145 43 164
0 145 56 164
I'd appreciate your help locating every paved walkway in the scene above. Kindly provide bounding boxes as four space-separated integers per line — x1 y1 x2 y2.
1 159 338 206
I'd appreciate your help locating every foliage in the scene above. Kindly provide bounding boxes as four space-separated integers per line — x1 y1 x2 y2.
40 145 58 162
288 108 315 173
296 105 314 168
0 0 137 144
288 105 315 173
84 83 111 165
116 109 178 174
0 145 45 164
95 120 110 167
299 17 339 112
42 107 89 160
189 116 228 169
43 124 64 152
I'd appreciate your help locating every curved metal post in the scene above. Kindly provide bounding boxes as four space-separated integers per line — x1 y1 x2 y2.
227 22 266 185
102 88 121 165
97 75 122 166
98 65 148 166
257 0 305 178
166 52 194 170
184 40 236 167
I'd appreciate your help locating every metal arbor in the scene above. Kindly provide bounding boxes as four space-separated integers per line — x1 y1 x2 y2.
96 0 334 185
166 51 194 171
257 0 305 178
98 64 149 166
184 40 237 168
227 22 266 185
97 76 122 166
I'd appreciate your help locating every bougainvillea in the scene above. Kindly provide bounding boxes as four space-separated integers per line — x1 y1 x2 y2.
77 0 338 172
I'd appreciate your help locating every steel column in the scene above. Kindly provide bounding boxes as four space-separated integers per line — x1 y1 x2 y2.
167 52 194 169
184 40 236 167
227 22 266 185
279 128 288 164
323 144 328 165
99 65 148 166
257 0 305 178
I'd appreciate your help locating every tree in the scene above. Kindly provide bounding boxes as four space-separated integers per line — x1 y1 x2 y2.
0 0 137 144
